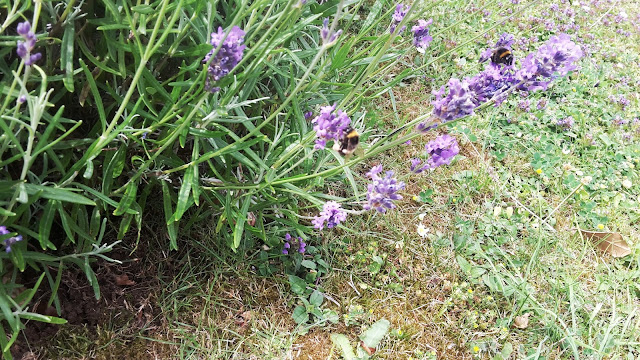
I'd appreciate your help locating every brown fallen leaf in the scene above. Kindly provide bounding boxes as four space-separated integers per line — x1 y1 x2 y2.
235 310 252 330
115 274 136 286
360 341 376 356
247 212 257 227
579 229 631 258
513 313 530 329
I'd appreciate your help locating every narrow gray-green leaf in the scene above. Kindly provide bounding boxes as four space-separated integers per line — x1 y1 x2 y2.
61 20 75 92
38 200 58 250
232 196 251 250
113 182 137 216
23 183 95 206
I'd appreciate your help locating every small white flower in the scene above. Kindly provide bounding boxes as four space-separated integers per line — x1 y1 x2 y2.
417 224 429 237
418 213 426 221
581 176 593 185
622 179 632 189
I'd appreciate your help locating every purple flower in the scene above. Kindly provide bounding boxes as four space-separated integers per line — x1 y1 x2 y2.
410 158 429 174
311 104 351 150
516 34 583 91
390 4 409 34
321 18 342 45
425 134 459 168
416 121 437 133
16 21 41 66
537 99 547 109
298 240 306 254
203 26 246 92
432 78 476 122
312 201 347 230
282 233 306 254
466 63 517 106
364 166 405 213
556 116 574 130
304 111 313 120
412 19 433 53
0 226 23 253
612 116 628 126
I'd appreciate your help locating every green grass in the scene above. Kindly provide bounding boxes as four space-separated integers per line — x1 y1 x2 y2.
31 0 640 358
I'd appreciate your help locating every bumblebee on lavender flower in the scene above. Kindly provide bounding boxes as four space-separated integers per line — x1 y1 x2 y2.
479 33 516 66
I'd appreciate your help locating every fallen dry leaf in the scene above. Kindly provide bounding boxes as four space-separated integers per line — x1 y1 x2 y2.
579 230 631 258
114 274 136 286
235 310 252 330
360 341 376 356
513 313 530 329
247 212 256 227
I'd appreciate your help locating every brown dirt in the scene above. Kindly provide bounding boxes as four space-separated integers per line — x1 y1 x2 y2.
11 237 173 359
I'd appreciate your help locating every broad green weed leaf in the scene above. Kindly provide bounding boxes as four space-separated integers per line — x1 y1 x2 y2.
330 334 356 360
360 319 390 348
288 275 307 295
309 290 324 307
292 305 309 324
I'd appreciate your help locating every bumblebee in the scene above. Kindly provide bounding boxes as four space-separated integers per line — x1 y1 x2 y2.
333 127 360 156
488 47 514 66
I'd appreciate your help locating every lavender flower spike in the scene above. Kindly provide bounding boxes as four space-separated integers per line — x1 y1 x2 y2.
390 4 409 34
312 201 347 230
203 26 246 92
516 33 583 91
425 134 459 168
321 18 342 45
364 166 405 213
412 19 433 54
432 78 476 122
16 21 41 66
312 104 351 150
467 63 517 106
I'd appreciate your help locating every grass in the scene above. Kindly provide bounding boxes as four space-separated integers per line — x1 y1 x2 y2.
31 0 640 358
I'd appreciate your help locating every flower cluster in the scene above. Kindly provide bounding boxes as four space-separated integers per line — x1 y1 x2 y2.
390 4 409 34
364 165 405 213
311 104 351 150
411 135 460 172
282 233 306 255
515 33 583 91
0 226 22 253
203 26 246 92
16 21 41 66
556 116 575 130
312 201 347 230
425 134 459 168
432 78 477 122
466 63 517 106
412 19 433 53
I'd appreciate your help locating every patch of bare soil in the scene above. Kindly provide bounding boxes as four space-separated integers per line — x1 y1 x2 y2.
11 237 172 359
